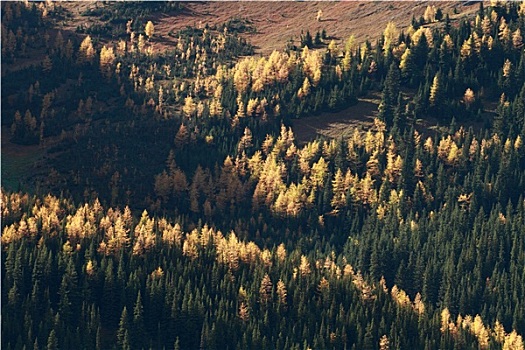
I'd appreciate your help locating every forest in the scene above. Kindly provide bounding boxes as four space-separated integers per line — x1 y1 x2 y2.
1 1 525 349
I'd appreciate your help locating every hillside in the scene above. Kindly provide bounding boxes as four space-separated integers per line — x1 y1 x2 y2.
1 1 482 179
58 1 479 55
2 1 525 350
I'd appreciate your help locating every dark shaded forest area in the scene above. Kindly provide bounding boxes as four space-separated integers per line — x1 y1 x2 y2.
2 1 525 349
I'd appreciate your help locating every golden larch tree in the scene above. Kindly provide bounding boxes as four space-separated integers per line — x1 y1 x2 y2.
78 35 95 64
259 273 273 305
382 21 398 54
145 21 154 40
423 5 436 23
331 168 346 211
182 96 196 118
463 88 475 107
481 16 492 36
238 302 250 322
316 9 323 22
379 335 390 350
512 28 523 48
429 74 441 106
99 45 116 78
297 77 311 99
276 279 287 308
298 255 311 276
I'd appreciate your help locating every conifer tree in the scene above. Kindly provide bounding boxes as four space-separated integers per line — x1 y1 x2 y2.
382 22 398 54
99 45 116 78
46 330 58 350
77 35 95 64
378 62 400 126
117 307 131 350
145 21 154 40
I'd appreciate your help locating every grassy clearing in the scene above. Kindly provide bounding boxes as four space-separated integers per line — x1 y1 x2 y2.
292 91 492 145
1 129 44 191
292 94 380 144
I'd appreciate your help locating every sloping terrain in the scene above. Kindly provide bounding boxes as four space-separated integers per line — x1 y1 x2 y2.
1 1 483 188
0 129 43 191
166 1 476 54
292 93 380 144
3 2 525 349
60 1 480 54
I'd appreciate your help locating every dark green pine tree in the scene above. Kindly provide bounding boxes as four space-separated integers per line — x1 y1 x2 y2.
133 291 145 349
444 13 451 33
95 325 102 350
58 259 78 327
435 7 443 21
512 83 525 135
314 31 322 46
102 259 117 328
378 61 401 127
302 31 313 48
410 33 429 86
46 330 58 350
362 323 375 350
392 92 406 134
117 307 131 350
328 85 340 111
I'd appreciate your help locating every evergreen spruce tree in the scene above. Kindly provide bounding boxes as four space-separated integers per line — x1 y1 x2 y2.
378 62 401 127
46 330 58 350
117 307 131 350
133 291 145 349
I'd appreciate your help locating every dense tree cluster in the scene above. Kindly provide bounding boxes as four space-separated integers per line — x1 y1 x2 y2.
2 188 524 349
2 1 525 349
4 4 255 147
77 2 183 37
1 1 57 62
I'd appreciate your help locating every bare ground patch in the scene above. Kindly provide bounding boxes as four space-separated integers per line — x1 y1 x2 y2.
292 93 380 144
292 90 492 145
